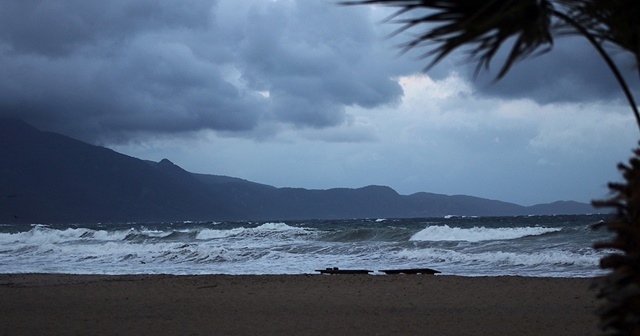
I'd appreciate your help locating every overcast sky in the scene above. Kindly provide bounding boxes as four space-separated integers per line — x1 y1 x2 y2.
1 0 638 206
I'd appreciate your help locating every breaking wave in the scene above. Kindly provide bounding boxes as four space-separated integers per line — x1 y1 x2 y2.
409 225 561 242
0 215 609 277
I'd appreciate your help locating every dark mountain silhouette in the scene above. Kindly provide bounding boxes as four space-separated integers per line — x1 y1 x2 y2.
0 118 599 223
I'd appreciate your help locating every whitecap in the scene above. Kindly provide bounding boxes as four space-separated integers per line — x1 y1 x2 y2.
410 225 561 242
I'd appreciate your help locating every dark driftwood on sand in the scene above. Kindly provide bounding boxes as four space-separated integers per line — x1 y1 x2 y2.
316 268 372 274
379 268 441 275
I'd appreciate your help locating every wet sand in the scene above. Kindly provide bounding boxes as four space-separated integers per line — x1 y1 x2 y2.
0 273 600 336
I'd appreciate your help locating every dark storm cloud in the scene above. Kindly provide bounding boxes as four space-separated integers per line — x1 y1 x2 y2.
2 0 630 145
229 1 404 130
0 0 212 57
469 38 639 104
0 0 404 143
376 7 637 105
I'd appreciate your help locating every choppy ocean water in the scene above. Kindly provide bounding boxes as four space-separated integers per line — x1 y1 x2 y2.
0 215 614 277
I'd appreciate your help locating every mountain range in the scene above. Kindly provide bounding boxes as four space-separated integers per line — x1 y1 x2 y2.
0 118 599 224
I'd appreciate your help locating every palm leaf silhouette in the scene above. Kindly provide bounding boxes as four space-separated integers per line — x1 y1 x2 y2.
346 0 554 79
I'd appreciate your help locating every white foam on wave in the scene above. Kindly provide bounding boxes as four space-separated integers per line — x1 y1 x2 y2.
396 247 600 267
0 217 604 276
196 222 314 240
0 226 175 245
410 225 561 242
1 227 112 244
1 231 340 274
196 227 245 240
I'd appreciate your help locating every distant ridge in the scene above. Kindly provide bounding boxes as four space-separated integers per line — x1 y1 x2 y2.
0 118 600 223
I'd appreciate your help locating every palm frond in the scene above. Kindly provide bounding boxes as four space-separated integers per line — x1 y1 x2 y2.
568 0 640 58
344 0 555 79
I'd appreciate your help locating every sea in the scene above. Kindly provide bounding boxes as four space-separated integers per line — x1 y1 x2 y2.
0 214 615 277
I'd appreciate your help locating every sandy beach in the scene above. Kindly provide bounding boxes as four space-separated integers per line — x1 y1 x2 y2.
0 273 600 335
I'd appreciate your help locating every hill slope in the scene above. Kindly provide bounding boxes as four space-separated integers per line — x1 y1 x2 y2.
0 119 598 223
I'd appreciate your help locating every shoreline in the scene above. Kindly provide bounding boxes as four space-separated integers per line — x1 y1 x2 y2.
0 273 601 335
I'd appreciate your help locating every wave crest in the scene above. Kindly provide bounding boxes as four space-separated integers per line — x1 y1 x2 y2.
410 225 561 242
196 222 314 240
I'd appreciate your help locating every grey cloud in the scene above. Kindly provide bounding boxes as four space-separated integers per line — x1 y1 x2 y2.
0 0 407 144
235 1 403 126
16 0 631 145
374 6 638 105
459 38 639 105
0 28 263 143
0 0 213 57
